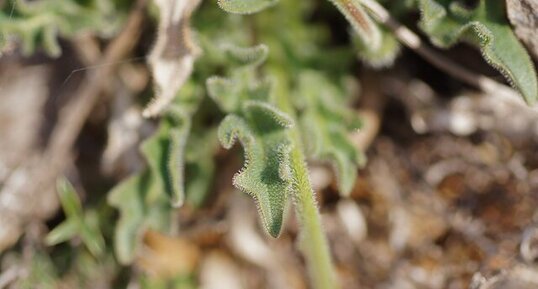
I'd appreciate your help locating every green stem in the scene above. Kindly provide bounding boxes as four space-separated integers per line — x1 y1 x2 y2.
271 68 339 289
290 143 338 289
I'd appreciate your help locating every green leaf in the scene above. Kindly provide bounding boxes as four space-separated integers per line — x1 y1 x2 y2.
296 71 364 195
0 0 121 56
46 178 105 257
353 26 400 68
206 76 241 112
166 106 193 207
108 173 149 264
218 101 294 237
217 0 278 15
418 0 538 104
107 172 172 264
223 43 269 66
185 129 219 208
57 178 83 220
45 220 78 246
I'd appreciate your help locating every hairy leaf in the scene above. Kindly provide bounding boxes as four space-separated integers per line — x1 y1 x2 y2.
223 43 269 66
353 26 400 68
107 171 172 264
185 129 219 208
296 71 364 196
0 0 121 56
218 101 294 237
217 0 278 15
418 0 538 104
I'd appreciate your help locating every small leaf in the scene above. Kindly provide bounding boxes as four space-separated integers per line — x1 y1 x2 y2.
217 0 278 15
107 172 172 264
418 0 538 104
46 178 105 257
108 174 148 264
57 178 83 220
206 76 241 112
353 26 401 68
45 220 78 246
78 211 106 258
223 43 269 67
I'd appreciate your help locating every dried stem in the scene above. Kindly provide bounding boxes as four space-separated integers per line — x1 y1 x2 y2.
0 0 147 252
359 0 530 107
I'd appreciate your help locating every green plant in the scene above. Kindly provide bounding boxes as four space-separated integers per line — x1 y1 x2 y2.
0 0 127 56
105 0 538 288
4 0 536 288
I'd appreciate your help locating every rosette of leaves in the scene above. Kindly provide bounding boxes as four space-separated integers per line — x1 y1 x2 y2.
295 71 364 196
207 44 295 237
417 0 538 104
0 0 123 57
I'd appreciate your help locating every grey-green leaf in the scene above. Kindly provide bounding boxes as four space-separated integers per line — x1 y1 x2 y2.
296 71 364 196
418 0 538 104
218 102 294 237
223 44 269 67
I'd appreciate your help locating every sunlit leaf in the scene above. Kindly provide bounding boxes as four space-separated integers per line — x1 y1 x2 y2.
218 101 294 237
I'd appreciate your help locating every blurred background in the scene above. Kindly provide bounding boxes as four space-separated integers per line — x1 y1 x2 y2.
1 0 538 288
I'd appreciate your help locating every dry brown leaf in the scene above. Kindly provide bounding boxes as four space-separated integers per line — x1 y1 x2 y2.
143 0 201 118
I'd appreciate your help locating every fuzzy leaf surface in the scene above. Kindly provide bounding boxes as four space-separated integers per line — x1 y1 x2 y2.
418 0 538 104
218 101 294 237
296 71 364 196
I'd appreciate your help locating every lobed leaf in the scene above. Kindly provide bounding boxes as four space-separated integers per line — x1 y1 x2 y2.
107 171 172 264
218 101 294 237
418 0 538 104
296 71 364 196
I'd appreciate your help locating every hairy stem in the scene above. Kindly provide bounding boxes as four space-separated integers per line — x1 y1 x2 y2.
289 144 338 289
273 71 339 289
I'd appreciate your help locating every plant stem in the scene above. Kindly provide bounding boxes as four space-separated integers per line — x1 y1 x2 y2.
271 69 339 289
289 143 339 289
